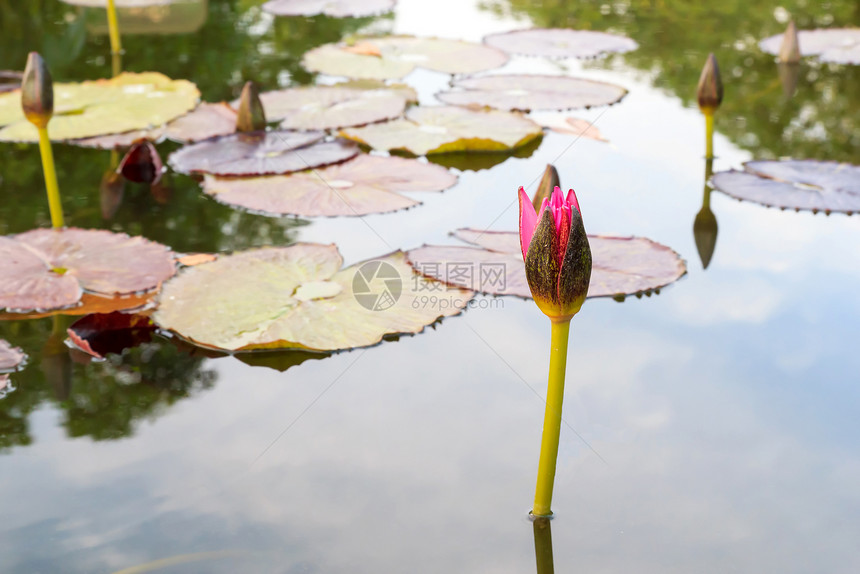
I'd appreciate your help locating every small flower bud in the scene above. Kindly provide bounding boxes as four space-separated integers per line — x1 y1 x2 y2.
21 52 54 129
236 81 266 133
696 53 723 114
778 21 801 64
532 164 560 212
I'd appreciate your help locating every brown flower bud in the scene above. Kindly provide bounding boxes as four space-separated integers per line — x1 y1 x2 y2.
532 164 560 212
21 52 54 129
696 53 723 114
778 21 801 64
236 81 266 133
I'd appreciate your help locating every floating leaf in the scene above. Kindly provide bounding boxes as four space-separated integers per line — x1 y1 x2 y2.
168 131 359 176
74 128 164 150
0 72 200 142
426 136 542 172
340 106 542 156
259 81 416 131
0 71 22 94
60 0 180 5
67 312 155 360
539 117 609 142
0 339 26 372
262 0 395 18
203 154 457 217
484 28 638 59
0 228 175 314
406 228 686 300
710 160 860 214
153 245 473 352
759 28 860 65
302 36 509 80
436 74 627 112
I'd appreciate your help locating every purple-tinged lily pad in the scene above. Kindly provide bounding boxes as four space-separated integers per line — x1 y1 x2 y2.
436 74 627 112
0 228 176 314
539 117 609 142
203 154 457 217
263 0 395 18
484 28 638 59
0 71 22 94
407 228 686 300
302 36 509 80
710 160 860 214
258 81 416 131
153 245 474 352
168 131 359 176
759 28 860 65
0 339 26 373
340 105 542 156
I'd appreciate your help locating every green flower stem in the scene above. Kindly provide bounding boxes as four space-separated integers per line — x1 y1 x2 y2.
106 0 122 56
533 317 571 517
37 126 64 228
704 111 715 160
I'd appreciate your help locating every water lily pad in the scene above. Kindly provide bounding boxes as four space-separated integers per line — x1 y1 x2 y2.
484 28 638 59
203 154 457 217
259 81 416 131
759 28 860 65
406 228 686 299
0 71 22 94
0 339 26 373
154 245 473 352
262 0 395 18
710 160 860 214
0 228 176 314
436 74 627 112
302 36 509 80
0 72 200 142
60 0 179 5
539 117 609 142
340 106 542 156
168 131 359 176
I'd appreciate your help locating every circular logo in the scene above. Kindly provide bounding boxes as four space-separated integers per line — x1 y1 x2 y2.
352 260 402 311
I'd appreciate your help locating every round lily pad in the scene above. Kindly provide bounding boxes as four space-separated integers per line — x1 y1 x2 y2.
168 131 359 176
436 74 627 112
710 160 860 214
406 228 686 300
540 117 608 142
259 81 416 131
262 0 395 18
60 0 179 5
0 228 176 314
153 245 474 352
0 72 200 142
302 36 509 80
759 28 860 65
203 154 457 217
0 340 26 373
484 28 638 59
340 105 542 156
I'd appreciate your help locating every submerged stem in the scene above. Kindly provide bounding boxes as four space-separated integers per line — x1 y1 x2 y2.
532 318 571 517
106 0 122 57
38 126 64 228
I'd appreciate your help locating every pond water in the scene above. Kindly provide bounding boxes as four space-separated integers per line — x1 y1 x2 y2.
1 1 859 572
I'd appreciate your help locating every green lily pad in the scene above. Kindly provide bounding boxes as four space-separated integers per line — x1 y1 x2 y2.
0 72 200 142
263 0 395 17
259 81 417 131
203 154 457 217
168 131 359 176
759 28 860 65
0 228 176 314
0 339 26 373
710 160 860 214
436 74 627 112
406 228 686 300
153 245 474 352
340 105 542 156
302 36 509 80
484 28 638 59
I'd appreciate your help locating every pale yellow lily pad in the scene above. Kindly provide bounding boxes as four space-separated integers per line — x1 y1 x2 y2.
153 245 474 352
340 105 543 155
0 72 200 142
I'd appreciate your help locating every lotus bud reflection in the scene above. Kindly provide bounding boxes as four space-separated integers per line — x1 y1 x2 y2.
519 185 592 321
21 52 53 129
779 21 801 64
236 81 266 133
696 53 723 115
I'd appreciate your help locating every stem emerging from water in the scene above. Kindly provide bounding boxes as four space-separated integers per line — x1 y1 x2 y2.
704 111 715 160
106 0 122 58
37 126 64 228
532 318 570 517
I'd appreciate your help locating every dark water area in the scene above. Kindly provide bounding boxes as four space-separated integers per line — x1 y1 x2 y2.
1 1 859 572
